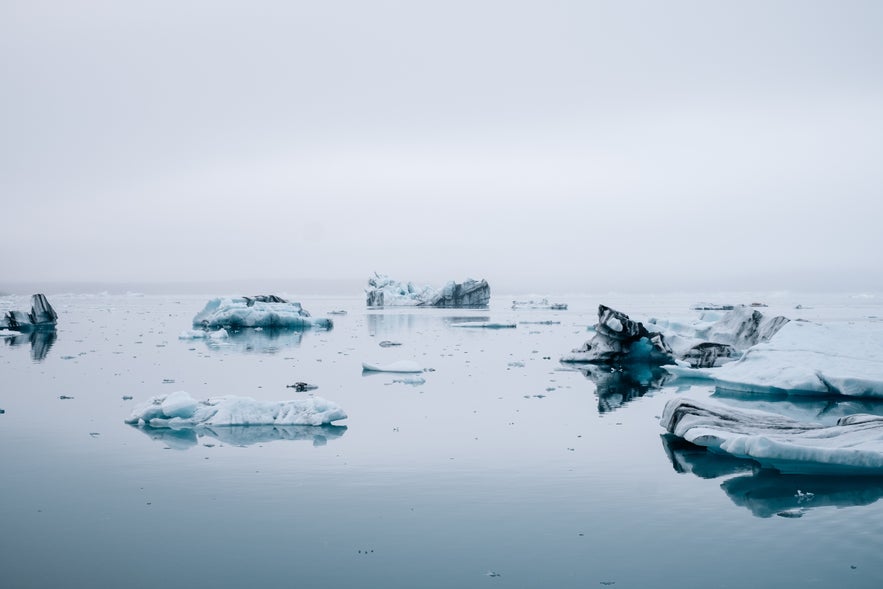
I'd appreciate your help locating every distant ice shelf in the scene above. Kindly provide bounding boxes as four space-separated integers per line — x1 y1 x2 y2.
125 391 347 428
661 397 883 475
192 295 333 330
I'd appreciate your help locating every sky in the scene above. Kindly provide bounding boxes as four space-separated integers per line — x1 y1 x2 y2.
2 0 882 294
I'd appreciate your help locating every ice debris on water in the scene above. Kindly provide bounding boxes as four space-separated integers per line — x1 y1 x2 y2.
379 340 402 347
286 382 318 392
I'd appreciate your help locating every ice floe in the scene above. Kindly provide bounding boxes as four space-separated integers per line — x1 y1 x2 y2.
365 273 490 308
661 397 883 475
362 360 424 373
192 296 333 330
125 391 347 428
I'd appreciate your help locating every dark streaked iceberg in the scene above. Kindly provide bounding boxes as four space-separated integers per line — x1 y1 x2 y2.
661 397 883 475
192 296 333 330
560 305 674 366
365 273 490 308
1 294 58 331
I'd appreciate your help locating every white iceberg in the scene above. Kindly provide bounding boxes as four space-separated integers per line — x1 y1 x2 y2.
665 320 883 398
125 391 347 428
365 273 490 308
192 296 333 330
661 397 883 475
362 360 424 373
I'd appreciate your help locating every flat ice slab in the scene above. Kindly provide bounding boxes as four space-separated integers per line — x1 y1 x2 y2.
362 360 424 373
125 391 347 428
661 397 883 475
665 320 883 398
192 296 333 330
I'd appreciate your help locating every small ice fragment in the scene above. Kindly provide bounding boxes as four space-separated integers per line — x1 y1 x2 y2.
362 360 423 373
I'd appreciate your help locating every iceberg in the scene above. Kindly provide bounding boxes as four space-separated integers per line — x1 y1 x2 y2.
665 320 883 397
125 391 347 428
192 296 333 330
560 305 674 366
361 360 424 373
365 273 490 308
1 294 58 331
661 397 883 475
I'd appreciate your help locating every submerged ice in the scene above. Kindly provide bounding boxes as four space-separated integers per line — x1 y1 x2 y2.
125 391 347 428
192 296 333 330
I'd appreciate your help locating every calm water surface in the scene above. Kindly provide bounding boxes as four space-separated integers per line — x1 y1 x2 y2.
2 292 882 588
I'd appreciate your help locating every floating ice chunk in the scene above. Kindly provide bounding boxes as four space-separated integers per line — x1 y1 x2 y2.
449 322 516 329
125 391 347 427
661 397 883 475
665 320 883 398
365 273 490 308
362 360 423 373
192 296 333 330
178 328 229 340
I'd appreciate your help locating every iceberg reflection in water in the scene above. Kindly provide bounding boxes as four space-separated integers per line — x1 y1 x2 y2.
130 423 348 450
661 435 883 518
2 328 57 362
575 364 671 414
198 327 312 353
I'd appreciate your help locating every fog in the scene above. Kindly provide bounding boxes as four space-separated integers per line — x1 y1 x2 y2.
2 1 882 294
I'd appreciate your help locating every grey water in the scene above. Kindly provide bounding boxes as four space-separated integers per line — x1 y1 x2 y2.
2 292 883 588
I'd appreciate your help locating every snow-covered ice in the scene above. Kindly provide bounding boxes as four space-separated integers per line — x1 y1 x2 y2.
125 391 347 428
362 360 424 373
665 320 883 398
192 296 333 330
661 397 883 475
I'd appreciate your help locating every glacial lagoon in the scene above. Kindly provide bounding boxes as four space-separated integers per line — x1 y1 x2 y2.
2 292 883 588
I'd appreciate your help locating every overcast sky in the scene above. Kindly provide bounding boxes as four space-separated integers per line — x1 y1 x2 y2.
2 0 882 293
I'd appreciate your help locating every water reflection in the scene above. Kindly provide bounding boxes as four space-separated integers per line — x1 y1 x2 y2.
366 312 490 335
130 423 347 449
660 435 883 518
201 328 315 354
2 328 57 362
577 364 671 413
